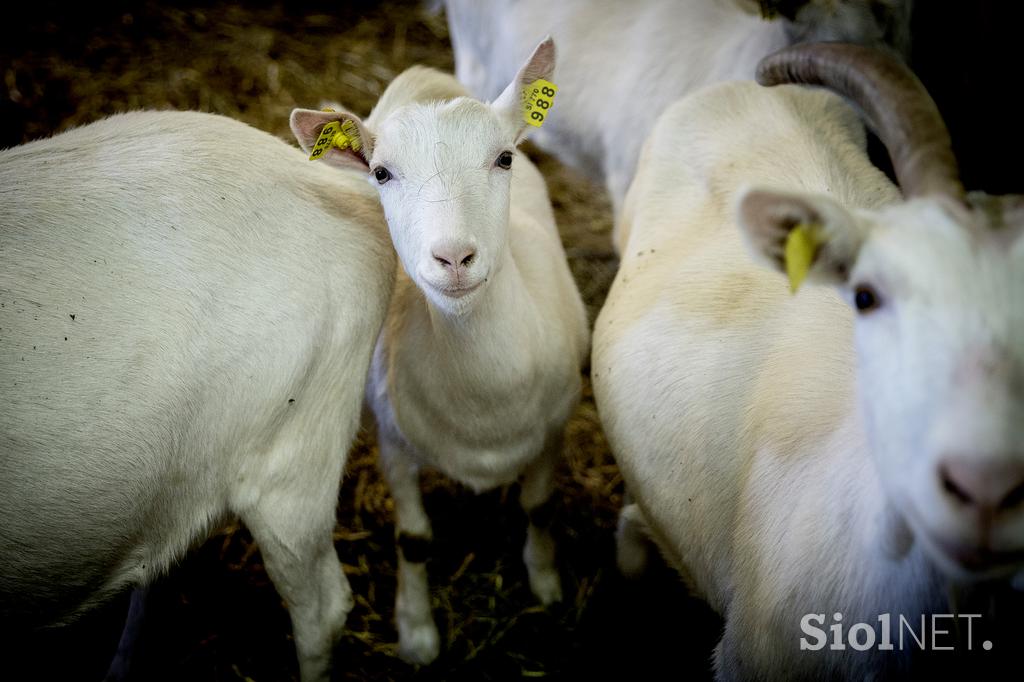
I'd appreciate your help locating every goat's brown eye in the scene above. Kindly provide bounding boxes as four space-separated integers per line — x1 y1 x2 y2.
495 151 513 169
854 285 881 313
374 167 391 184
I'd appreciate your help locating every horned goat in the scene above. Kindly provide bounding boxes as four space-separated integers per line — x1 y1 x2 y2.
592 43 1023 679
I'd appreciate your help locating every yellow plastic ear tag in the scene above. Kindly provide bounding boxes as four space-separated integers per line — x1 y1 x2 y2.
339 119 362 152
784 223 820 293
522 79 557 128
309 119 361 161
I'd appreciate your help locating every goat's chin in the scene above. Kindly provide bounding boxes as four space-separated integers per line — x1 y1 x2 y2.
903 507 1024 583
923 537 1024 583
422 282 486 316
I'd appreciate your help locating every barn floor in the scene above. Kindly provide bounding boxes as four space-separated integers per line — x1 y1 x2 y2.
3 2 719 680
5 2 1023 681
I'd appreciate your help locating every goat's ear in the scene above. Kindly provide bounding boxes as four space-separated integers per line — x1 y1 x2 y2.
492 36 556 143
290 108 374 172
736 188 867 291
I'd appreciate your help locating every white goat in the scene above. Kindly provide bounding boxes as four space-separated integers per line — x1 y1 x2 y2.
592 43 1023 679
0 111 396 681
442 0 912 235
292 38 589 665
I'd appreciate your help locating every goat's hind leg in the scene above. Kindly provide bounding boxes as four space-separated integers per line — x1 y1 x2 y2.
237 446 352 682
104 586 151 681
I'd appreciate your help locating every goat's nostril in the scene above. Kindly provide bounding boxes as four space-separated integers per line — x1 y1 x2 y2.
940 458 1024 513
432 245 475 271
941 466 974 506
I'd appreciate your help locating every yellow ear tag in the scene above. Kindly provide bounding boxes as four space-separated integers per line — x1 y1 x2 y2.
522 79 557 128
308 119 362 161
338 119 362 152
784 223 820 293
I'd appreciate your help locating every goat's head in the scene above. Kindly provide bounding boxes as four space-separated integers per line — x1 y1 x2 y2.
290 38 556 317
738 43 1024 580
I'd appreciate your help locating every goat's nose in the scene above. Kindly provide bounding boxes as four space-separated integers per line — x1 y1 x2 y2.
939 457 1024 514
432 244 476 271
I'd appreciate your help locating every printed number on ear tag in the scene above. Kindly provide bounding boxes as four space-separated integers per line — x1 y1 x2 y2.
522 79 558 128
309 120 362 161
309 121 341 161
785 223 820 293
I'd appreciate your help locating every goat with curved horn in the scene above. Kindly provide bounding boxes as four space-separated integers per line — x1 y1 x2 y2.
757 42 965 202
595 41 1024 680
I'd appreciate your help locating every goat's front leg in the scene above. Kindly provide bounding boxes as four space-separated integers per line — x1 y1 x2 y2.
379 434 439 665
519 431 563 605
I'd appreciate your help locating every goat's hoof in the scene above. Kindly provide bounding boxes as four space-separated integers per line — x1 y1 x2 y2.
529 567 563 605
398 621 440 665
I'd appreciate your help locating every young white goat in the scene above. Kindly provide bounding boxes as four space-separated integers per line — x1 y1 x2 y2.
292 38 589 665
592 43 1023 679
442 0 912 236
0 111 396 681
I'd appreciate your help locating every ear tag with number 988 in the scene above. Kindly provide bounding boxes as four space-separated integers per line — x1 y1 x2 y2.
309 118 362 161
522 79 558 128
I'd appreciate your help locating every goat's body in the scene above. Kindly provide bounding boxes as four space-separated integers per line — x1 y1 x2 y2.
357 60 589 663
444 0 789 218
0 111 395 678
592 81 950 677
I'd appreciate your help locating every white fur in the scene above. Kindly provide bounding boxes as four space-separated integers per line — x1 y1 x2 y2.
592 80 1024 679
313 45 588 664
0 111 396 681
442 0 912 237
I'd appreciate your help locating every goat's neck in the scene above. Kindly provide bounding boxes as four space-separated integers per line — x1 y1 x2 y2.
835 406 945 611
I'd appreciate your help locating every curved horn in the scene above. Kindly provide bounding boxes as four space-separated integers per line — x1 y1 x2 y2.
757 43 965 202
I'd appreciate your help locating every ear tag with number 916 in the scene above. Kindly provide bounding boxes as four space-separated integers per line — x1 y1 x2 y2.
522 79 557 128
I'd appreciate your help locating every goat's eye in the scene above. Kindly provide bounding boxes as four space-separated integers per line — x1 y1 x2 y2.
374 167 392 185
853 285 881 313
495 151 513 170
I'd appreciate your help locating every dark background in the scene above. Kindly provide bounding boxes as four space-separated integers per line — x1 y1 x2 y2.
1 1 1021 680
